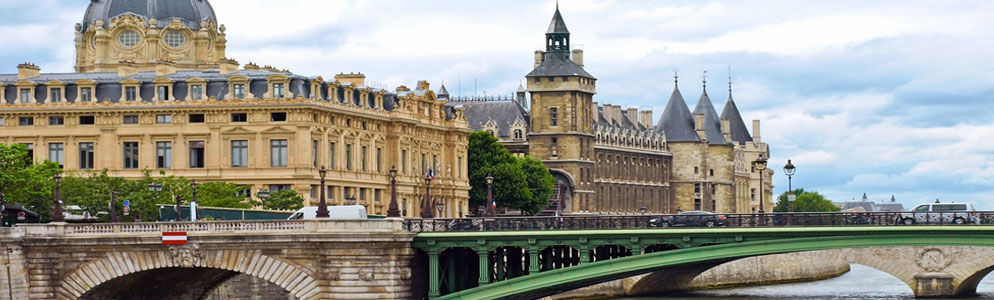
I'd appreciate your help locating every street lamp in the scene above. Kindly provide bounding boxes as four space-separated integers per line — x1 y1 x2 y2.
783 160 796 213
387 166 401 218
317 165 330 218
148 183 163 197
753 155 768 214
435 199 445 218
174 195 183 222
190 180 199 221
485 174 494 217
421 172 434 218
52 173 65 222
257 189 270 208
109 191 119 223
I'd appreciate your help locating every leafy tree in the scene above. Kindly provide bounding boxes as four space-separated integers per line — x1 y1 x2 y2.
0 144 61 222
467 131 554 215
774 188 840 212
265 189 304 211
196 181 251 209
516 156 554 214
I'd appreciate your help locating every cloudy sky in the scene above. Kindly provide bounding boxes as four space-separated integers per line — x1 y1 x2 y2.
2 0 993 209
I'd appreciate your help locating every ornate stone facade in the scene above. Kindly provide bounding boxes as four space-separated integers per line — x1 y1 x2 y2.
0 0 472 218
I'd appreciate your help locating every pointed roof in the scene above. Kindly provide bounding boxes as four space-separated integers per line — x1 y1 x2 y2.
547 6 569 34
692 89 727 145
437 84 449 97
525 51 595 79
720 93 753 143
517 83 526 92
655 81 700 142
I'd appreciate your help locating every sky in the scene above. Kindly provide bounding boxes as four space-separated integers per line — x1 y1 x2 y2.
1 0 993 209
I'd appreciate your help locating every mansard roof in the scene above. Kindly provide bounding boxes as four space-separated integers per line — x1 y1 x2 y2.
692 89 727 145
445 99 528 137
720 93 753 143
655 82 700 142
525 52 595 79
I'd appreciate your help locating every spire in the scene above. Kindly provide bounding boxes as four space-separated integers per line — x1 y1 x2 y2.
862 192 868 201
547 5 569 34
891 195 896 202
720 66 752 143
545 4 570 53
517 81 526 92
655 79 700 142
692 78 726 145
702 70 708 93
437 83 450 99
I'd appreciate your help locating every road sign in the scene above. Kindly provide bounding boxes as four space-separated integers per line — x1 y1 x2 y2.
123 200 130 206
788 195 797 202
162 232 187 245
122 206 130 216
17 212 25 220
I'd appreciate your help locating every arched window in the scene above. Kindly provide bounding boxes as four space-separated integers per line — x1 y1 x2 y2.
487 130 495 136
513 129 522 139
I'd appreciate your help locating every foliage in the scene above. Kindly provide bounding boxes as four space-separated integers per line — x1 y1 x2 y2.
196 181 251 209
467 131 554 215
264 189 304 211
774 188 840 212
0 144 62 222
516 156 555 214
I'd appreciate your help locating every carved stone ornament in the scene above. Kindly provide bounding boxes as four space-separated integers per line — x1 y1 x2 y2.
169 244 203 268
359 268 374 281
326 267 340 281
917 248 951 272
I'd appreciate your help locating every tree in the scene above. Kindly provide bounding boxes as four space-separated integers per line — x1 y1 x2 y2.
0 144 62 222
774 188 840 212
265 189 304 211
467 131 555 215
516 156 554 214
196 181 251 209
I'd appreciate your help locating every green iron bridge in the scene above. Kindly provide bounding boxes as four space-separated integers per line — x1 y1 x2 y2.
408 213 994 299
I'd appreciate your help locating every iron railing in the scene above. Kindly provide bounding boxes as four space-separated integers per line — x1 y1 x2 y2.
404 211 994 232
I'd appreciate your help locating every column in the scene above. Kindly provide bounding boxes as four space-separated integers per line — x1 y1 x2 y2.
428 250 440 298
579 247 590 265
477 248 490 286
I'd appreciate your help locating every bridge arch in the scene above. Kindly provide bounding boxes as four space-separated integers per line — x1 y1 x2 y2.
434 233 994 300
56 247 322 300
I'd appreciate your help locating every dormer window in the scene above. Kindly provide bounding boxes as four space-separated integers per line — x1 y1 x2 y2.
125 87 137 101
81 87 92 102
50 88 62 103
514 129 523 140
157 86 169 101
191 85 203 100
234 84 245 99
273 83 285 98
20 89 30 103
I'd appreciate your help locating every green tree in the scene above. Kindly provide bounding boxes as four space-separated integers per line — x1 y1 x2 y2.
467 131 544 214
0 144 62 222
774 188 840 212
516 156 554 214
265 189 304 211
196 181 251 209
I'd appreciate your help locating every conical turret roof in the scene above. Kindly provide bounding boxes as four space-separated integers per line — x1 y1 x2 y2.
655 81 700 142
692 89 727 145
720 92 753 143
547 6 570 34
437 84 449 97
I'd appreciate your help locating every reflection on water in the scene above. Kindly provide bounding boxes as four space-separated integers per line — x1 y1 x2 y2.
622 264 994 300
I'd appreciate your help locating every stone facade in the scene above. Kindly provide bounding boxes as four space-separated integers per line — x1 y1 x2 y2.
0 0 473 218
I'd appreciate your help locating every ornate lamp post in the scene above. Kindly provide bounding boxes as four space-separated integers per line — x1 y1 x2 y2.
783 160 796 213
753 155 769 214
317 166 330 218
421 173 434 218
190 180 199 221
109 191 119 223
387 166 401 218
485 174 494 217
257 189 270 208
52 173 65 222
435 199 445 218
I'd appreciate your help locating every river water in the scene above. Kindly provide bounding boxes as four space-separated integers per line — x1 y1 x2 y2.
621 264 994 300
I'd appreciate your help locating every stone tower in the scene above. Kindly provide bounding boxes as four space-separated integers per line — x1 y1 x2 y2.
525 5 597 213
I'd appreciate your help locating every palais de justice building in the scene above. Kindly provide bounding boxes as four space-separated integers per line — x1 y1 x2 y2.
0 0 473 218
448 7 773 214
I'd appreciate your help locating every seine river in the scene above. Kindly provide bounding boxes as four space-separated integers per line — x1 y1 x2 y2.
621 264 994 300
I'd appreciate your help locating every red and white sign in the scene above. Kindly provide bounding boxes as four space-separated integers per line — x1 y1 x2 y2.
162 232 187 245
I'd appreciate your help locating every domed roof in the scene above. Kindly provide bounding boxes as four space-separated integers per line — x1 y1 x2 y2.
81 0 217 32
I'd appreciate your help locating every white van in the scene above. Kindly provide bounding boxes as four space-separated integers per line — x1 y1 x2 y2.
287 206 368 220
898 203 976 225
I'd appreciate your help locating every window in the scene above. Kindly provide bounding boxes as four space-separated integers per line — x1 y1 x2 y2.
0 117 4 126
375 189 381 203
50 88 61 102
312 140 318 167
123 142 139 169
361 146 368 172
191 85 203 100
694 167 699 174
156 142 172 169
125 87 137 101
79 142 94 169
79 116 95 125
270 184 291 192
156 114 172 124
189 114 205 123
157 86 169 101
549 107 558 127
118 30 140 47
20 89 30 103
750 188 756 202
49 143 64 168
345 144 353 171
329 142 336 169
189 141 205 168
270 112 287 122
123 115 139 124
236 185 251 198
233 84 245 99
270 139 288 167
432 154 437 172
231 140 248 168
694 198 702 210
273 83 285 98
709 169 714 176
164 30 185 48
401 149 407 174
231 113 247 122
310 185 318 199
49 116 64 125
81 87 92 102
457 156 463 178
19 117 33 126
514 129 523 139
376 148 382 173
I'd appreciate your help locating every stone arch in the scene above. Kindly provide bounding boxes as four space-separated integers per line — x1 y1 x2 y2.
57 247 321 300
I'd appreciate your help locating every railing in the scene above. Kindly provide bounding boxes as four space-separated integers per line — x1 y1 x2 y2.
63 220 307 235
404 211 994 232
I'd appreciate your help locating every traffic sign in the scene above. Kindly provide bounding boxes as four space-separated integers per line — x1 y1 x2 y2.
122 206 130 216
788 195 797 202
17 212 25 220
123 200 130 206
162 232 187 245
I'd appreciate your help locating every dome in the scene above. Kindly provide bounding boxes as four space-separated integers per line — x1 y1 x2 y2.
81 0 217 32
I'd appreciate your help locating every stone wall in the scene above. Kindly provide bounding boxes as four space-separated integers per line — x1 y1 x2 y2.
205 274 296 300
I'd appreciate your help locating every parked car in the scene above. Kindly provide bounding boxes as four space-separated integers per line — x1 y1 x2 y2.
287 205 367 220
897 203 977 225
650 211 727 227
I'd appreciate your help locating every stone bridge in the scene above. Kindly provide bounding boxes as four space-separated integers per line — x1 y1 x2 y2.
0 220 417 300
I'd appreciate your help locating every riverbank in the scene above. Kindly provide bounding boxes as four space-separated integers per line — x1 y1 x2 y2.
544 250 849 299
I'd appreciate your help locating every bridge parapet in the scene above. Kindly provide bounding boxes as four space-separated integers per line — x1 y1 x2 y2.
7 219 404 237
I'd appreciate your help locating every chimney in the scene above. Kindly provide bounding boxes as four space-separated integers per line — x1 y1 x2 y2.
118 60 138 77
639 110 653 129
605 105 622 124
534 50 545 69
17 63 40 80
695 113 706 140
721 118 731 142
625 107 638 124
219 58 239 74
395 85 411 94
752 120 761 143
243 62 261 71
335 72 366 87
571 49 584 67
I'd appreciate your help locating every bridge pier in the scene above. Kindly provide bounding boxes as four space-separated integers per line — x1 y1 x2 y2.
429 250 441 298
477 249 490 286
914 272 956 298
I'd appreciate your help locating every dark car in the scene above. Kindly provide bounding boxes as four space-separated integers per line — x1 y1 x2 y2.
650 211 727 228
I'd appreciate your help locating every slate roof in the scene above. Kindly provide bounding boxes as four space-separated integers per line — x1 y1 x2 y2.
446 100 528 138
525 53 595 79
655 82 700 142
0 69 308 85
437 84 449 98
547 7 570 34
82 0 217 32
596 107 643 131
692 89 727 145
720 92 753 143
